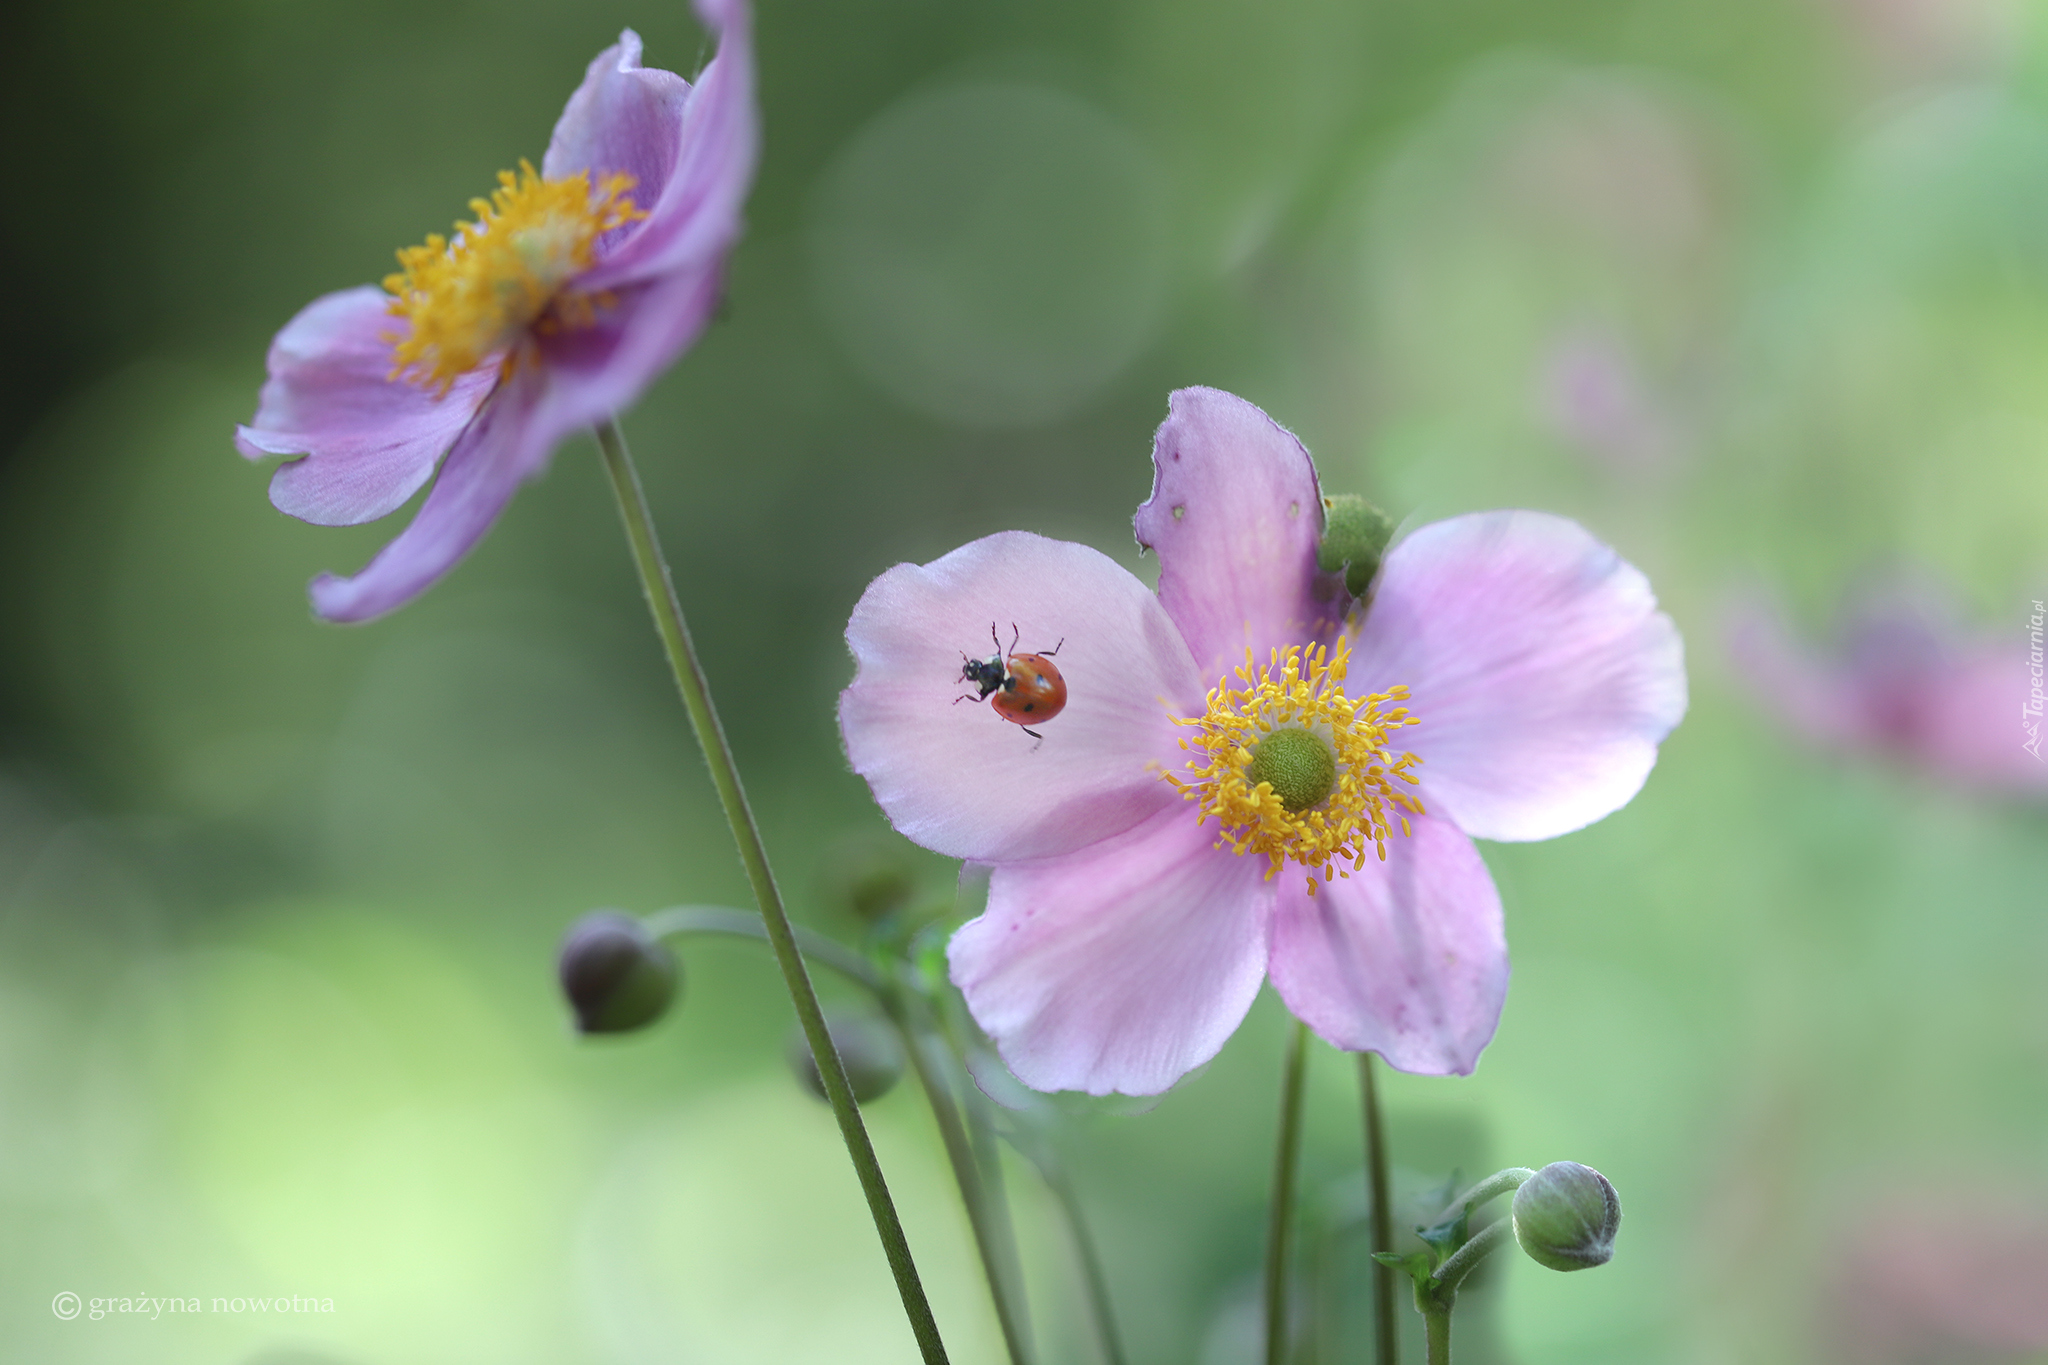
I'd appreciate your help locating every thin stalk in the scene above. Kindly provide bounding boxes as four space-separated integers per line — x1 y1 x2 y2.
887 990 1035 1365
593 420 948 1365
929 996 1126 1365
642 904 883 991
1359 1052 1397 1365
1265 1021 1311 1365
1035 1153 1129 1365
1430 1218 1512 1296
957 1059 1033 1361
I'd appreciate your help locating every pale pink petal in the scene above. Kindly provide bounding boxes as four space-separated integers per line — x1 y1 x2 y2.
306 366 549 623
1132 387 1350 684
572 0 756 293
1267 815 1506 1075
235 287 494 526
950 810 1274 1096
1351 512 1686 842
840 531 1202 862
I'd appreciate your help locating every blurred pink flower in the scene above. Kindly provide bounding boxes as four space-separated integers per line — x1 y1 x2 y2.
1827 1194 2048 1363
838 388 1686 1095
236 0 755 622
1726 577 2048 795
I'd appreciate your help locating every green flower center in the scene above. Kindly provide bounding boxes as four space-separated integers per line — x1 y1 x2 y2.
1244 725 1338 812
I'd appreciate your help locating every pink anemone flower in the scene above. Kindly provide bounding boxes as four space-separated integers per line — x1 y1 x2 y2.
839 388 1687 1096
235 0 755 622
1727 577 2048 796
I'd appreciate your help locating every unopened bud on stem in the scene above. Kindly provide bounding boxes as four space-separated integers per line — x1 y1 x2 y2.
1512 1161 1621 1271
558 911 679 1035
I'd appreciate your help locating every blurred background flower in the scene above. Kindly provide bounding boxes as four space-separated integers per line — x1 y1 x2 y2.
1727 572 2048 794
2 0 2044 1362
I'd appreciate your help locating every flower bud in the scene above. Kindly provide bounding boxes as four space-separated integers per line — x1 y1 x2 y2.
1511 1161 1620 1271
822 837 919 924
787 1010 906 1105
558 911 679 1035
1317 494 1396 597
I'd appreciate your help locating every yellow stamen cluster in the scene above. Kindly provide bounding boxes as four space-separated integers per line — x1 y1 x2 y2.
383 159 645 393
1165 638 1423 895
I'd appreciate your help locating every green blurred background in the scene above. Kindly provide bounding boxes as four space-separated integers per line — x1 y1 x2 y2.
3 0 2045 1361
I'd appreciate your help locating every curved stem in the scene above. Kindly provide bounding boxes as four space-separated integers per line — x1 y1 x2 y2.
643 903 883 992
594 419 948 1365
1359 1052 1397 1365
1265 1021 1310 1365
1430 1217 1513 1296
1440 1168 1536 1224
886 988 1035 1365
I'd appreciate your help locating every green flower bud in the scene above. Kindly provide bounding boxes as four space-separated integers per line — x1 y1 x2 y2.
558 911 679 1035
787 1010 906 1105
1511 1161 1620 1271
1317 494 1396 598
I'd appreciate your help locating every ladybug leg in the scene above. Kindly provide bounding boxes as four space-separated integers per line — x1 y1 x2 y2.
989 622 1004 657
1037 637 1065 657
1007 622 1023 658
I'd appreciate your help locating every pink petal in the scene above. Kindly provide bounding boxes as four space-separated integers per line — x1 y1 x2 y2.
1132 387 1350 684
1351 511 1686 843
235 287 494 526
1266 815 1506 1076
570 2 756 293
840 531 1202 863
306 365 549 623
542 30 694 236
524 256 724 447
1902 647 2048 793
950 810 1275 1096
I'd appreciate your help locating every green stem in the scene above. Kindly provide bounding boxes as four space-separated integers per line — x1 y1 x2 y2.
1265 1021 1311 1365
1359 1053 1397 1365
643 904 884 991
593 420 948 1365
1430 1218 1512 1296
1035 1152 1129 1365
929 997 1128 1365
887 988 1035 1365
1422 1295 1452 1365
1440 1169 1536 1223
958 1058 1033 1362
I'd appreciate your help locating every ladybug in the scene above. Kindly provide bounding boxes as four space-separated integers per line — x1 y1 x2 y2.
958 623 1067 739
